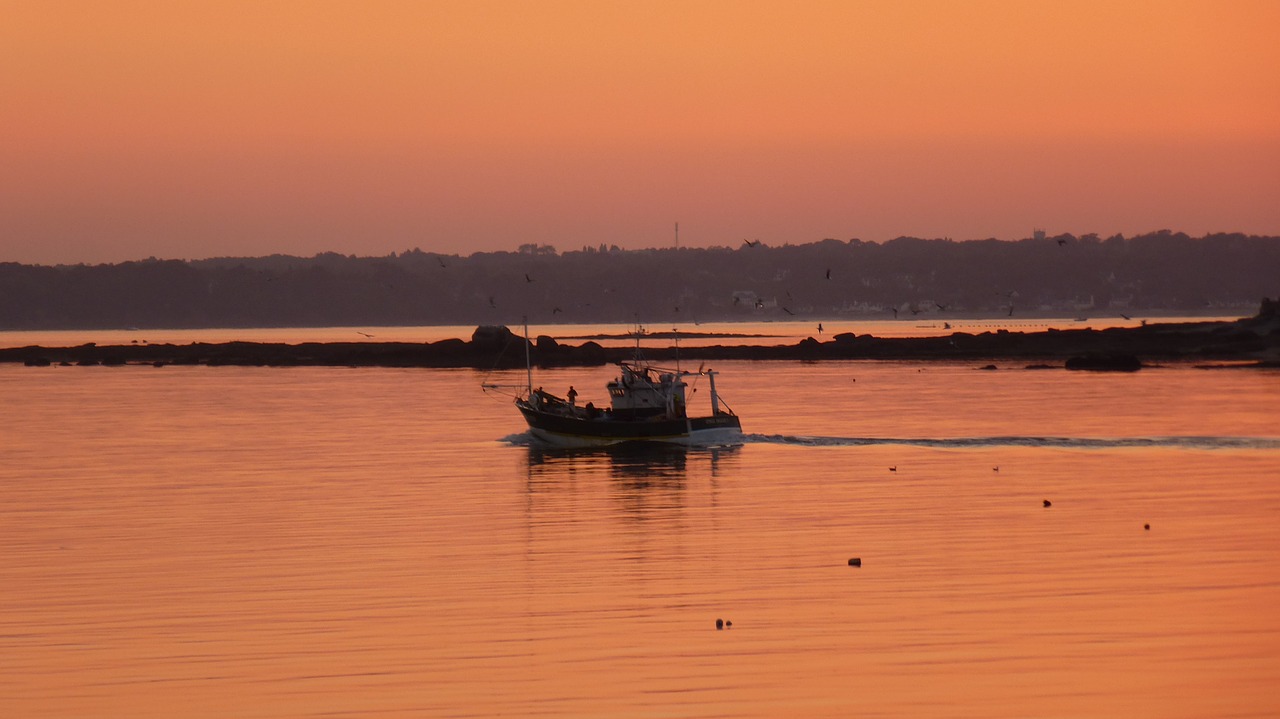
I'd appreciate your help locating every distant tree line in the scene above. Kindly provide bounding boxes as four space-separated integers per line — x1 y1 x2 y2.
1 231 1277 329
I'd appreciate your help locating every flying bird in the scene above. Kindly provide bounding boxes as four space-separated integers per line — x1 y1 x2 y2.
525 273 534 283
1057 238 1068 246
356 331 374 338
825 268 831 280
782 307 794 315
436 256 447 268
488 296 496 308
743 239 761 248
552 306 563 314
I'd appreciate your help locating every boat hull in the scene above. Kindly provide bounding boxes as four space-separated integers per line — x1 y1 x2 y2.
517 404 743 448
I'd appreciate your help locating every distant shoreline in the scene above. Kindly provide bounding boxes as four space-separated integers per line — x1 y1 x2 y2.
3 304 1277 370
556 331 782 341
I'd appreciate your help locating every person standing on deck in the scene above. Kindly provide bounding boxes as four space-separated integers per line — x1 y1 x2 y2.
567 386 577 406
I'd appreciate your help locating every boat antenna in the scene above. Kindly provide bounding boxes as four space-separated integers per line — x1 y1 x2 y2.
523 315 532 397
673 326 680 372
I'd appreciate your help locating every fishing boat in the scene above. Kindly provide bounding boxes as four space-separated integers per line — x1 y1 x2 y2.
494 323 743 448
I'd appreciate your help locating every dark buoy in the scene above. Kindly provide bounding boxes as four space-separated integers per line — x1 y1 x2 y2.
716 618 724 630
1043 499 1052 508
889 466 897 472
725 620 732 628
1144 523 1150 530
848 558 862 567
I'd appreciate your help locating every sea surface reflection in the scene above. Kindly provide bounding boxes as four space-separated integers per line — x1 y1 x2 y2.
2 359 1278 718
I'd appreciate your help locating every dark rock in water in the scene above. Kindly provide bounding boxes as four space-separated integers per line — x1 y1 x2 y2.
470 325 517 351
1025 363 1057 370
1043 499 1052 508
848 557 862 567
979 364 998 370
1065 353 1142 371
535 335 559 351
575 340 608 365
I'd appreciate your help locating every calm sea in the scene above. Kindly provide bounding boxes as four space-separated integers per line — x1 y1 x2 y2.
3 324 1278 718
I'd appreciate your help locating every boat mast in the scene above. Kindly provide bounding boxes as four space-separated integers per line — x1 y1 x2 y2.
523 315 532 397
707 370 721 415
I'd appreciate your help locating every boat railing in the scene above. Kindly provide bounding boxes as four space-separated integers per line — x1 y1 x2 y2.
713 396 737 417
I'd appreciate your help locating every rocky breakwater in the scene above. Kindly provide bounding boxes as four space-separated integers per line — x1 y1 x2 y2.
4 300 1278 370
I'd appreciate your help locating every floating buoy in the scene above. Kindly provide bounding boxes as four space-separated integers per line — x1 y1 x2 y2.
889 466 897 472
725 620 732 628
1043 499 1052 508
848 557 862 567
1144 523 1150 530
716 618 724 630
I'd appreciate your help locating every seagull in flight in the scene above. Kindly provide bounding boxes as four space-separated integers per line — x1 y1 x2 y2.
356 331 374 338
525 273 534 283
743 238 761 248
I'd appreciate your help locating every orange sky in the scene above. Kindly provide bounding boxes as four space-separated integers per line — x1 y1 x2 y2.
2 0 1278 264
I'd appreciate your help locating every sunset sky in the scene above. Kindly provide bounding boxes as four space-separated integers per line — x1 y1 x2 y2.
3 0 1278 264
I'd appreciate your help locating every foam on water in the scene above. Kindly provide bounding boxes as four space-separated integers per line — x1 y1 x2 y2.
744 433 1280 450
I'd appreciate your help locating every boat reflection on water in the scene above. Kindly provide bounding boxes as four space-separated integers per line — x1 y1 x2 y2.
524 442 742 494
